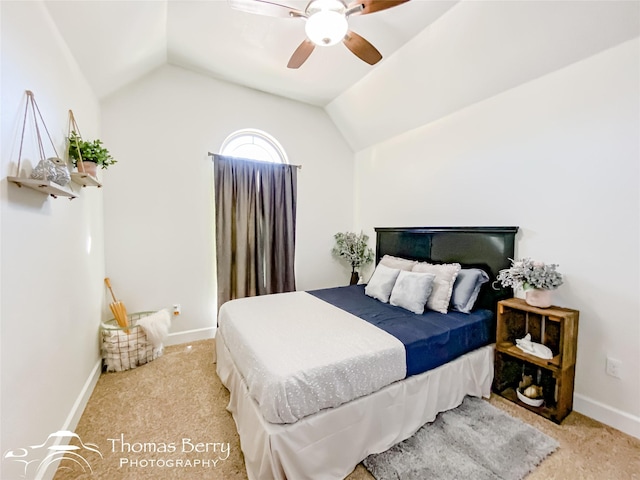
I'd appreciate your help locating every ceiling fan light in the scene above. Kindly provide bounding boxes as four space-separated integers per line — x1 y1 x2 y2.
305 10 348 47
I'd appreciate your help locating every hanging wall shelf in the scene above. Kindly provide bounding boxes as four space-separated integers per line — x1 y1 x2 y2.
8 176 77 199
67 110 103 188
9 90 76 200
71 172 102 188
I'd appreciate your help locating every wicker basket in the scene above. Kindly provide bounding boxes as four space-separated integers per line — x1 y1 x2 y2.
101 311 161 372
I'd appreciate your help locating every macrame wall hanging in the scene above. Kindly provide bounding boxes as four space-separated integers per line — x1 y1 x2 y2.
8 90 76 199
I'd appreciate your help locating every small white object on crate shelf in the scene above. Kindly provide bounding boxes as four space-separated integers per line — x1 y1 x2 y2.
517 388 544 407
515 333 553 360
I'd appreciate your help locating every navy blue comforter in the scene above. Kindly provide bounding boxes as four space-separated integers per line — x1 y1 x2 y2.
308 285 493 377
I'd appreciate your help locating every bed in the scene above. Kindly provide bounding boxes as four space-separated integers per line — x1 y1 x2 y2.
215 226 518 479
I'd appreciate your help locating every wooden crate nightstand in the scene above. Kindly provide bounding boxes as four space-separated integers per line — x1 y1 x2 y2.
493 298 579 423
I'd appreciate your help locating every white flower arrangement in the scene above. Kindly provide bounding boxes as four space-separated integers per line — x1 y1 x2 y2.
496 258 564 291
332 231 374 273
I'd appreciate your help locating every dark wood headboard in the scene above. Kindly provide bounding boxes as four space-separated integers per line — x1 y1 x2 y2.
375 226 519 311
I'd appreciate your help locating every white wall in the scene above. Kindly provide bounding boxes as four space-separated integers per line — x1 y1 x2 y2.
327 0 640 152
353 39 640 438
101 65 355 342
2 5 637 472
0 2 105 478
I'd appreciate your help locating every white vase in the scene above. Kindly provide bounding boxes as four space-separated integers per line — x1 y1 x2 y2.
525 289 553 308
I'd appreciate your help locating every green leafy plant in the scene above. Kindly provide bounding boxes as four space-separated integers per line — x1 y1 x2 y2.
68 131 117 169
332 231 375 274
496 258 563 291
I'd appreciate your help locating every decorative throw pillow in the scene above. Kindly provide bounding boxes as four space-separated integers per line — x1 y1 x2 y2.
411 262 461 314
365 263 401 303
450 268 490 313
379 254 418 272
389 271 436 314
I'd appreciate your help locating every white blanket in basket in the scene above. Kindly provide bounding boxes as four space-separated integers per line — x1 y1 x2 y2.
101 327 155 372
101 309 171 372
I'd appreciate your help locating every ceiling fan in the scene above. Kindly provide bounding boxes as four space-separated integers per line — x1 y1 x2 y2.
228 0 410 68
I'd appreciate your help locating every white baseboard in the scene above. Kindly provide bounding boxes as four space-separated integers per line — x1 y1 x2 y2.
61 358 103 431
36 329 215 480
165 326 215 346
37 358 103 480
574 393 640 440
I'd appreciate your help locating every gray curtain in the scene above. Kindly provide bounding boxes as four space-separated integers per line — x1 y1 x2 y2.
213 154 297 309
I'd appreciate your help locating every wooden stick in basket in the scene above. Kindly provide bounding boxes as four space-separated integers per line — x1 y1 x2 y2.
105 277 129 331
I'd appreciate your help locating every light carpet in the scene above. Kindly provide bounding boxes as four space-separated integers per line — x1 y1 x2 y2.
363 396 558 480
51 339 640 480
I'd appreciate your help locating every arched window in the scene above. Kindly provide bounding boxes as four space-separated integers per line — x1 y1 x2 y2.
214 129 297 306
220 129 288 164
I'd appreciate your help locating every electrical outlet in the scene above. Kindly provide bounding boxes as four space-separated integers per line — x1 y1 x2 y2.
606 357 622 378
173 304 181 316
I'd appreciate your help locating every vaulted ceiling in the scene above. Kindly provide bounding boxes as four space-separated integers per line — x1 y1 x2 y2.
42 0 640 151
43 0 454 106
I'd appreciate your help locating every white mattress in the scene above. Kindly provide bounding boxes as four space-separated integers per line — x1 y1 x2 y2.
217 291 406 424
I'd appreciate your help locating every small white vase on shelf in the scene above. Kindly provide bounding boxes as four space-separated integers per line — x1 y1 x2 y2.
525 288 553 308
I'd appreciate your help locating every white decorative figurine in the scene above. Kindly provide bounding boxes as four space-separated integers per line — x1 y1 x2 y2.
515 333 553 360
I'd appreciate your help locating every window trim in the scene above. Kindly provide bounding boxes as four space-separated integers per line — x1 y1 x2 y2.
220 129 289 164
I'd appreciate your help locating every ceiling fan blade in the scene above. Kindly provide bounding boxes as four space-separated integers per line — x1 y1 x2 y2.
287 40 316 68
228 0 305 18
347 0 410 16
343 30 382 65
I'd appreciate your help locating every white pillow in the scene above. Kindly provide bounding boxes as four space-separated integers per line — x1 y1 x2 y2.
411 262 461 314
365 263 401 303
379 254 417 272
390 271 436 314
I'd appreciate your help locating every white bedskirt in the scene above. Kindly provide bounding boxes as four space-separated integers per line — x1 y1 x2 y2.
216 332 494 480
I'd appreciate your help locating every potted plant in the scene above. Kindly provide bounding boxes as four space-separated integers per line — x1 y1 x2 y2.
495 258 563 308
332 231 375 285
68 131 117 176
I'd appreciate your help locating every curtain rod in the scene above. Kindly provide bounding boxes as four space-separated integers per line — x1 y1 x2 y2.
208 152 302 170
